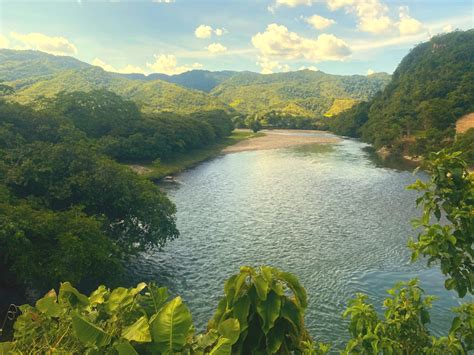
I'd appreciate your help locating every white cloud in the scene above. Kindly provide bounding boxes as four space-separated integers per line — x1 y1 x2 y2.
299 65 319 71
214 28 226 36
146 54 202 75
206 42 227 54
305 15 336 30
443 24 454 33
257 56 290 74
152 0 175 3
325 0 425 36
398 6 424 36
252 23 351 61
270 0 315 10
92 58 145 74
367 68 375 75
195 25 226 39
0 34 9 48
9 32 77 55
195 25 213 39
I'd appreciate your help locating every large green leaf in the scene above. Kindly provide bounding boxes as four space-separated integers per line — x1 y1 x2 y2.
256 291 281 334
277 271 308 308
149 296 193 354
218 318 240 344
59 282 89 307
115 341 139 355
71 313 112 347
36 289 61 317
106 283 146 314
253 274 269 301
122 315 151 343
209 338 232 355
232 296 251 332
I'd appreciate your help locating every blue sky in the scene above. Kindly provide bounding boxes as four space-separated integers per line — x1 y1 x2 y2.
0 0 472 76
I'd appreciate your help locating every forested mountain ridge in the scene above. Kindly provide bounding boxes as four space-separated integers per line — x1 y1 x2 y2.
210 70 391 117
0 50 230 115
0 49 390 118
330 29 474 162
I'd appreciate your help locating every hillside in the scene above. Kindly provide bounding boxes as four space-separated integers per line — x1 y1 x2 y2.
0 49 391 118
330 29 474 157
0 50 229 115
211 70 391 117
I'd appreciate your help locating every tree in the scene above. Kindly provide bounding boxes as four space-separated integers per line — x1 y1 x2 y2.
408 150 473 297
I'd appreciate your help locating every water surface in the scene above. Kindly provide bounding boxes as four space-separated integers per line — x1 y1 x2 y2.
128 134 468 347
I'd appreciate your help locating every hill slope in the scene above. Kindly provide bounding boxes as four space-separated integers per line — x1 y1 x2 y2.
0 50 229 114
0 49 390 117
211 70 391 117
331 30 474 149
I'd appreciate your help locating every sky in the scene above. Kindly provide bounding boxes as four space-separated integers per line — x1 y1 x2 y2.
0 0 472 76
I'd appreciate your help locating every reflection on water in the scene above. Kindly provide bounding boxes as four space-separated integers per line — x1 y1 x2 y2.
127 136 471 348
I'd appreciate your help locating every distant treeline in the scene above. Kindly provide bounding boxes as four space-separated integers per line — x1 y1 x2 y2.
328 30 474 164
0 90 234 290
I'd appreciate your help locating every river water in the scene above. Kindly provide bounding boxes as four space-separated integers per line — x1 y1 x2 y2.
128 133 469 348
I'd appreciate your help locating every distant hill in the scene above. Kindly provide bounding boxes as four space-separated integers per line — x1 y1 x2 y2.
210 70 391 117
329 29 474 153
0 50 229 115
0 49 390 117
148 70 238 92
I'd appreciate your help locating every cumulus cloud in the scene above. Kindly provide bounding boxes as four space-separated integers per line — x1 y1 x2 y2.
257 56 290 74
194 25 213 39
0 34 9 48
195 25 226 39
10 32 77 55
305 14 336 30
206 42 227 54
269 0 315 11
92 58 145 74
214 28 226 36
252 23 351 62
325 0 424 36
367 68 375 75
443 24 454 33
398 6 424 36
146 54 202 75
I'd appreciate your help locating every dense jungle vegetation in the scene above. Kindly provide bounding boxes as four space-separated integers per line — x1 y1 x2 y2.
0 91 234 290
329 30 474 163
0 151 472 354
0 49 389 122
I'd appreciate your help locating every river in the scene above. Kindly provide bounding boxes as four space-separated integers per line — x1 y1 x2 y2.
127 132 468 348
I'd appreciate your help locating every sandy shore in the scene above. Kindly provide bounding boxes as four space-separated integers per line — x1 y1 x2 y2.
222 129 341 154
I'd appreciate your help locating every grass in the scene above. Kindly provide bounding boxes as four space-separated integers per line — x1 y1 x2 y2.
131 130 264 180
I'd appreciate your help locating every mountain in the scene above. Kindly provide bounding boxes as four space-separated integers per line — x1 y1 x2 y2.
329 29 474 154
210 70 391 117
0 50 229 115
0 49 390 118
148 70 238 92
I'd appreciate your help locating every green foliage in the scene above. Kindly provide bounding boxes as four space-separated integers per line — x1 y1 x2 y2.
1 49 390 119
207 266 328 354
342 279 472 354
330 29 474 156
408 150 473 297
2 268 329 354
452 128 474 165
0 92 237 288
211 70 390 118
2 269 472 354
245 116 262 133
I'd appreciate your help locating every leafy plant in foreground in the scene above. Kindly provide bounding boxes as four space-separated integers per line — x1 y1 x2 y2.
408 150 474 297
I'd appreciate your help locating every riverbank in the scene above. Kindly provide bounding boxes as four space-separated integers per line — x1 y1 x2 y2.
129 130 264 180
222 129 341 154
